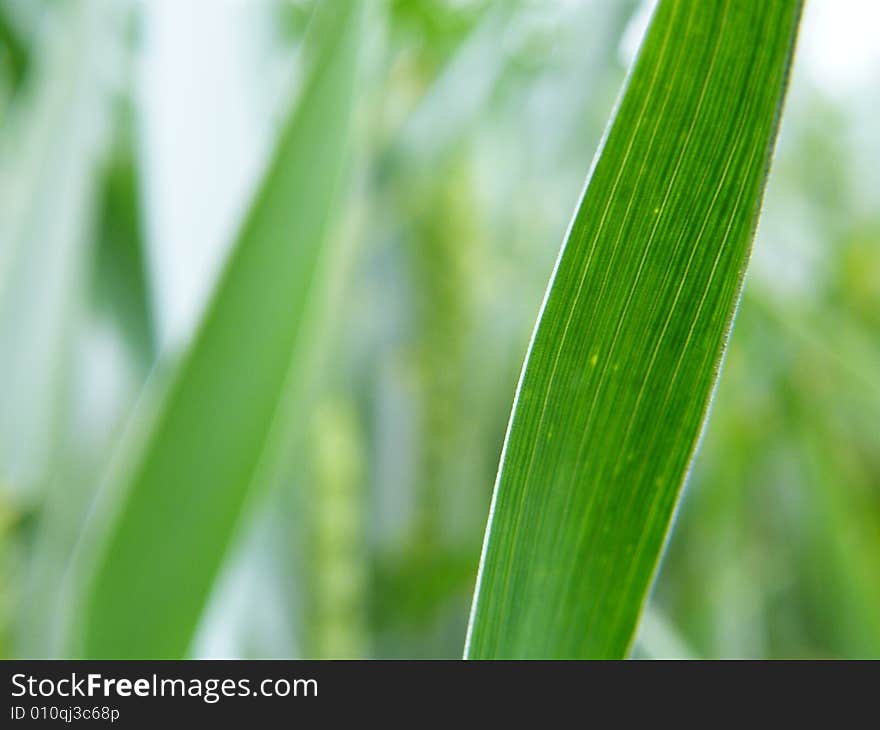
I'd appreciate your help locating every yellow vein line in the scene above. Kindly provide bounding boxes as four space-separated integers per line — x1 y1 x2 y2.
612 25 776 652
551 0 731 637
468 0 685 649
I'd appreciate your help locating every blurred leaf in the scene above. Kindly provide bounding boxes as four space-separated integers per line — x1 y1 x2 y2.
92 110 155 369
0 2 29 94
71 2 364 658
0 0 111 498
465 0 803 658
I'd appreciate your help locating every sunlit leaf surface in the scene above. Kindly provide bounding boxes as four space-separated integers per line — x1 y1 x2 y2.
466 0 804 659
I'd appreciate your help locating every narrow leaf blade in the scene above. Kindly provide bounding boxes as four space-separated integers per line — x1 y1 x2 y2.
74 2 363 658
466 0 803 659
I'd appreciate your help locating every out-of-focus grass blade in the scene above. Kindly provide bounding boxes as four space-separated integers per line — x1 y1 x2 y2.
465 0 803 658
0 4 30 97
0 0 110 498
72 2 363 658
92 122 155 370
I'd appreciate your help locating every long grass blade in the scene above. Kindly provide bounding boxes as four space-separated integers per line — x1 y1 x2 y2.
465 0 803 658
0 0 109 497
71 2 363 658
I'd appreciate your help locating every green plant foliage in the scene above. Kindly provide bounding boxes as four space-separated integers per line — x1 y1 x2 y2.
0 0 109 497
71 2 364 658
466 0 804 659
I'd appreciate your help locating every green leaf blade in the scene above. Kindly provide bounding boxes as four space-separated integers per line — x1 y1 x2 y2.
466 0 803 659
75 2 363 659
